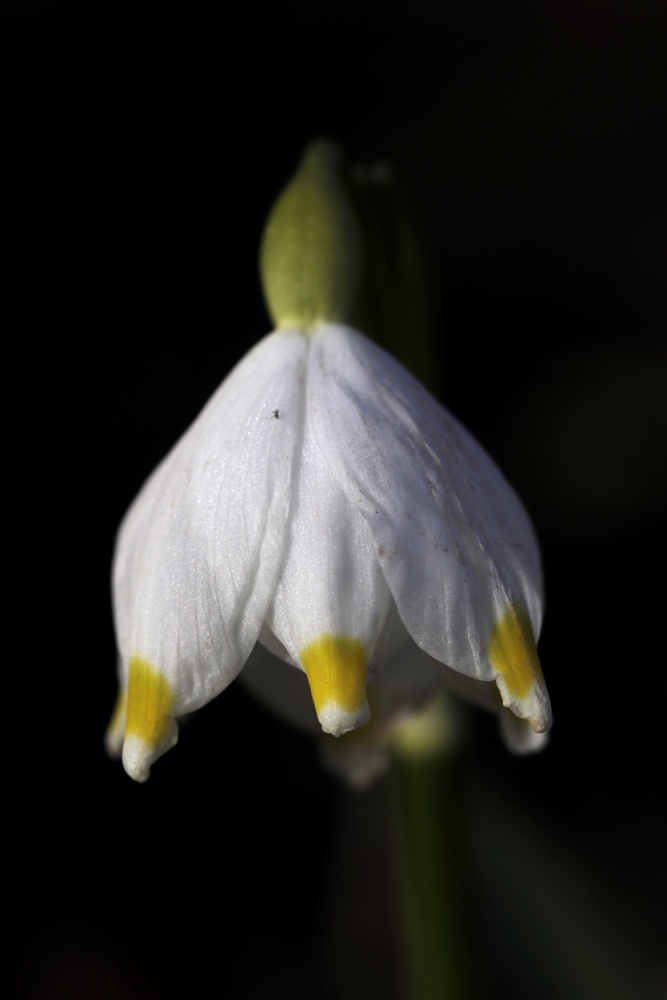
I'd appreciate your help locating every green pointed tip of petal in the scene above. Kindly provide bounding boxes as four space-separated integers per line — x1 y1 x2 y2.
259 138 364 330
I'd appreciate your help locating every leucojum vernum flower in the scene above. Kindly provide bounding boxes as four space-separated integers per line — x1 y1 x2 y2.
105 140 552 785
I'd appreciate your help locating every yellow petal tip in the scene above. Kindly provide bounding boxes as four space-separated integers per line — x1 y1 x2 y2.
488 607 552 732
121 657 178 781
300 635 370 737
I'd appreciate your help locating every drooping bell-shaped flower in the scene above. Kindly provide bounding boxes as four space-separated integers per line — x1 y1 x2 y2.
105 140 552 783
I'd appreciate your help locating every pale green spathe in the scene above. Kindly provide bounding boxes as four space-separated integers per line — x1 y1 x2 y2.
259 139 364 329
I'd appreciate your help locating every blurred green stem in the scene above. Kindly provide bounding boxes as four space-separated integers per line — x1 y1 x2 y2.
346 159 442 397
389 695 477 1000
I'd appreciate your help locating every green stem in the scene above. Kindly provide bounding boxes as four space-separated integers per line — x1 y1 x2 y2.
388 695 477 1000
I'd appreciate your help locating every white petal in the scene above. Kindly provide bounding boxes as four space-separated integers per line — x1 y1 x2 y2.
256 621 296 665
265 408 398 735
309 324 549 728
112 330 306 777
265 423 390 660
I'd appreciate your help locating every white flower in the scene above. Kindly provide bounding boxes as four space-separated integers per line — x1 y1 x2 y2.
106 321 552 782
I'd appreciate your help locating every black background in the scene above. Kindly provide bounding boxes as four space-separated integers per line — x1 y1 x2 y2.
5 1 666 998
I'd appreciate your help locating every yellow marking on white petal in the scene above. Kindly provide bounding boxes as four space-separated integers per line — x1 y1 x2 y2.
104 687 127 758
300 635 370 737
488 607 543 700
489 607 551 733
125 656 175 752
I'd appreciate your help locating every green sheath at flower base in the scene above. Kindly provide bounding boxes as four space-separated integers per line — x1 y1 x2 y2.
259 139 364 329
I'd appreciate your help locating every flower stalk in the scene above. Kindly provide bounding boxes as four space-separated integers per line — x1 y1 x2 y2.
389 695 477 1000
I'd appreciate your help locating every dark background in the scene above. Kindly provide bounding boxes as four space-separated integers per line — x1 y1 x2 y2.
5 1 666 998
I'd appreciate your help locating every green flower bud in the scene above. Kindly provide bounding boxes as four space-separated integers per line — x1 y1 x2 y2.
259 139 364 330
